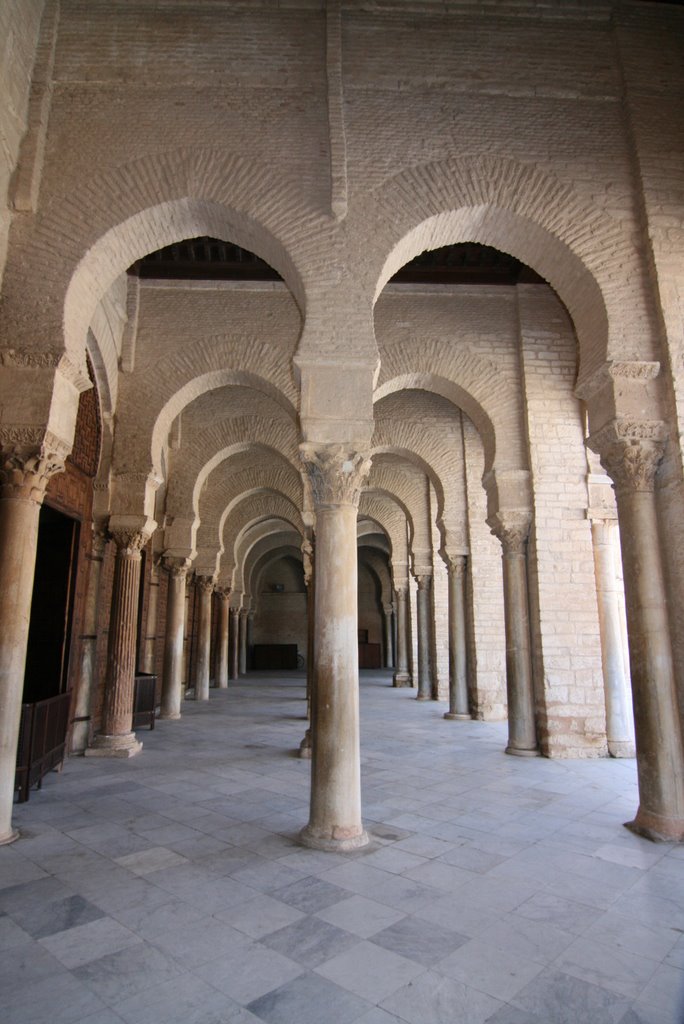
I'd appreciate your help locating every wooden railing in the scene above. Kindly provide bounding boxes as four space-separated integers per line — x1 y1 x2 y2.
15 692 72 803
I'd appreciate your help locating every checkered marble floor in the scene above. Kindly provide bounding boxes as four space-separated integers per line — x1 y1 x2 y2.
1 671 683 1024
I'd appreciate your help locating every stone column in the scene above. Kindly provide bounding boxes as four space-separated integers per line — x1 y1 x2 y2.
299 444 371 852
193 576 213 701
300 536 314 758
246 610 255 672
393 585 411 687
415 573 433 701
489 511 539 756
229 607 239 680
591 517 635 757
239 609 248 675
589 421 684 840
444 555 470 721
215 588 229 689
71 528 108 752
159 560 188 719
383 604 394 669
87 517 155 759
141 557 160 674
0 440 66 843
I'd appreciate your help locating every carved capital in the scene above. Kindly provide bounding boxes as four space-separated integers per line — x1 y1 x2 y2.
163 555 191 580
109 516 156 555
587 419 666 496
0 432 68 502
395 584 408 602
214 585 230 600
415 573 432 592
488 510 532 555
196 574 215 596
300 444 371 508
445 554 467 579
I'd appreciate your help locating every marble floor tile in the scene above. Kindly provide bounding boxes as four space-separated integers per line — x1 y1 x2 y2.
216 892 305 938
370 913 468 966
39 915 142 968
260 915 359 968
194 942 303 1004
511 967 632 1024
379 968 503 1024
114 846 188 875
246 971 371 1024
0 967 107 1023
315 939 425 1002
315 894 406 939
112 972 241 1024
73 940 187 1006
269 875 351 914
435 936 545 1002
8 893 106 939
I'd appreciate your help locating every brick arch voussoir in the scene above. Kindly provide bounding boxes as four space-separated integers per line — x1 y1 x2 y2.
374 371 515 476
244 532 303 598
196 463 303 531
5 147 320 360
366 155 646 376
221 497 305 585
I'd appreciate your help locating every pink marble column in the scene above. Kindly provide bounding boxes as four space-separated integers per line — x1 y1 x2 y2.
589 421 684 841
87 517 155 758
0 440 66 844
299 444 371 852
489 511 539 757
159 559 188 719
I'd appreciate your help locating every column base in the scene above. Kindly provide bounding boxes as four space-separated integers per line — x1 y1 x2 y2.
299 823 369 853
415 693 430 702
608 740 636 758
505 744 540 757
625 807 684 843
85 732 143 759
444 712 470 721
299 730 312 759
158 711 181 721
0 827 19 846
393 673 412 688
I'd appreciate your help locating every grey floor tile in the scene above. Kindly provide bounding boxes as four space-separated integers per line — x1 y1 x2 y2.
194 941 303 1004
113 970 243 1024
436 937 544 1002
379 969 503 1024
260 915 359 967
511 968 632 1024
9 893 106 939
39 915 142 968
73 943 187 1006
270 875 350 913
315 939 425 1001
247 971 371 1024
0 968 107 1023
371 913 468 966
217 892 305 938
316 894 406 938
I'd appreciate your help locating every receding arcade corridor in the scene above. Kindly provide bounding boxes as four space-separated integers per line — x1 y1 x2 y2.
1 672 681 1024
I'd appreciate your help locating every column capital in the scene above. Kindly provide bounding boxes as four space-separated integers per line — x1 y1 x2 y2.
0 430 68 502
488 510 532 554
395 583 409 601
164 556 191 580
587 419 667 496
415 573 433 591
109 515 156 554
300 443 371 509
214 584 230 600
195 574 215 596
443 553 467 578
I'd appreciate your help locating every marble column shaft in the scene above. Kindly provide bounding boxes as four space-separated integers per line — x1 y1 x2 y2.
393 585 411 687
0 442 65 843
229 608 240 680
591 424 684 841
299 445 370 852
194 576 213 701
591 519 635 757
141 560 160 674
160 562 188 719
215 589 229 689
239 610 248 675
415 574 433 701
383 604 394 669
88 521 154 758
444 555 470 721
491 512 539 756
71 530 108 752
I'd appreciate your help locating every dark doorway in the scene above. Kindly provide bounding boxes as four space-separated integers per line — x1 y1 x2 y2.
22 504 80 704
